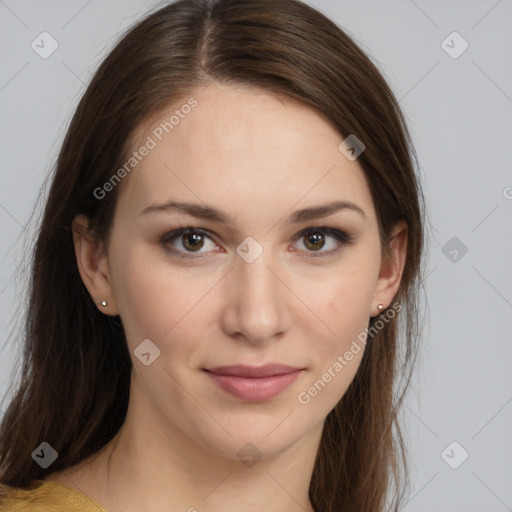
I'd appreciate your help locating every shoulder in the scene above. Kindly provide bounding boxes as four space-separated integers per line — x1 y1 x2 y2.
0 479 107 511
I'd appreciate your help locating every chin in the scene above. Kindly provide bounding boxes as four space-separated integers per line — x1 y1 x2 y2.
188 410 311 463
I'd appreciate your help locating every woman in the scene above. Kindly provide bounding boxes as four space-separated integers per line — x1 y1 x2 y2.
0 0 427 510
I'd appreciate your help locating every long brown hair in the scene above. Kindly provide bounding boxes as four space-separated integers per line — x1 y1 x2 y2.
0 1 428 510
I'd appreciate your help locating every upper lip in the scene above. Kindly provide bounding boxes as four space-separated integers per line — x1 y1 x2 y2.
204 364 303 378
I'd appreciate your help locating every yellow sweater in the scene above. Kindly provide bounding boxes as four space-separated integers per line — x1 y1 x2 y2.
0 479 107 511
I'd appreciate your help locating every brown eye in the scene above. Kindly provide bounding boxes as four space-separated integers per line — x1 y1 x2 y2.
181 232 204 252
294 227 355 258
303 231 326 251
161 225 354 260
161 227 218 259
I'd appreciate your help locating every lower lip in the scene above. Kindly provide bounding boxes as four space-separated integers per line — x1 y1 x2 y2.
204 370 303 401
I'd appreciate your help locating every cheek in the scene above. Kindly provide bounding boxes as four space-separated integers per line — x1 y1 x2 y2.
313 262 377 347
298 247 378 405
296 278 372 413
109 242 219 352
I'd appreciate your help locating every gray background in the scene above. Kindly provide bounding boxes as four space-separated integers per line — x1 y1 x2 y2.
1 1 511 510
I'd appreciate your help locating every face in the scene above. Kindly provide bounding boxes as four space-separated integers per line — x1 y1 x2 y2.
85 82 391 462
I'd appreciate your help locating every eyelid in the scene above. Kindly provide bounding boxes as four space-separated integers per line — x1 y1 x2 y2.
160 224 355 259
292 225 355 259
160 225 219 259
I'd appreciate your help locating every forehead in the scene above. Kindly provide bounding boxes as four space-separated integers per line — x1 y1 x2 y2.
116 83 375 227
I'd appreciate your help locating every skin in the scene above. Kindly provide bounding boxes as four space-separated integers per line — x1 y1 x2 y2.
45 82 407 512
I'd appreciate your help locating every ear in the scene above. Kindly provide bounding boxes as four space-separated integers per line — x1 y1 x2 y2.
371 219 408 317
72 214 119 316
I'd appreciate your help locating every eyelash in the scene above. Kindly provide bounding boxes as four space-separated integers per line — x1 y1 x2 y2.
160 223 355 260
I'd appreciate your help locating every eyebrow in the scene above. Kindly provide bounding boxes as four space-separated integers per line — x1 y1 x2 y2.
139 199 366 224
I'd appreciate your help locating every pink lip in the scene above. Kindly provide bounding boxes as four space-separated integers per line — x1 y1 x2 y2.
204 364 304 401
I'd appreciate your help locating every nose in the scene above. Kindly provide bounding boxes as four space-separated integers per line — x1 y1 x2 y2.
220 249 290 345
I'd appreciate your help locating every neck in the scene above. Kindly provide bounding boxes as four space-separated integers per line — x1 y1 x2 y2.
61 384 322 512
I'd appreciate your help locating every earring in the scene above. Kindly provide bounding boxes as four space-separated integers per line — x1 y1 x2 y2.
377 304 384 311
98 300 108 307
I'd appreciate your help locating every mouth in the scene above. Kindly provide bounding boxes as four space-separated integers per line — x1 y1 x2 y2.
203 364 304 402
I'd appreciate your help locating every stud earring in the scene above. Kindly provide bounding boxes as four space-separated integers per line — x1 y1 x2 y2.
98 300 108 307
377 304 384 311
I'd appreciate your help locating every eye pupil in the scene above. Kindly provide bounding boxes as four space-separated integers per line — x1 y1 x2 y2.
183 232 203 251
304 231 325 251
